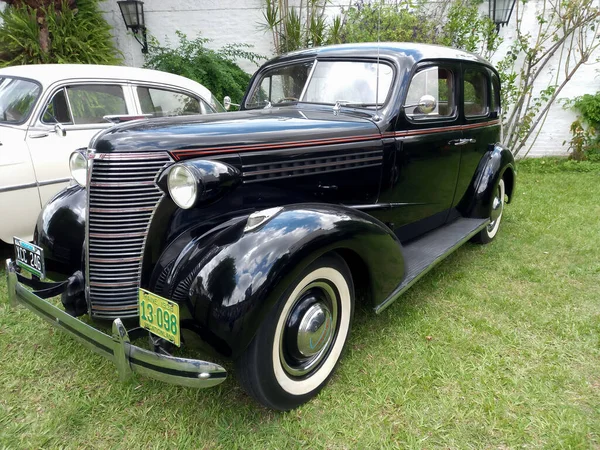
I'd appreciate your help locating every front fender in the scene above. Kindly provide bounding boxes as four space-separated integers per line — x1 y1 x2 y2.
153 204 404 358
458 144 515 219
35 184 86 277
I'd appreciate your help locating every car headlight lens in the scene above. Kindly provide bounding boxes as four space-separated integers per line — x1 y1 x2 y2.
69 151 87 187
168 165 198 209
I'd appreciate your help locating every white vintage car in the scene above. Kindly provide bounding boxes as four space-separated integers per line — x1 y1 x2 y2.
0 64 225 243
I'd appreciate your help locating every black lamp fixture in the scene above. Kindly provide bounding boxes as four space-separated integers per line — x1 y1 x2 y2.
489 0 517 31
118 0 148 54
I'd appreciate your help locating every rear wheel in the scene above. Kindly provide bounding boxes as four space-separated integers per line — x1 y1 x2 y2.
235 254 354 410
473 178 505 244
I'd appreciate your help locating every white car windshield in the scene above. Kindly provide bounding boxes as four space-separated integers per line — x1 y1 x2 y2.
0 77 41 124
246 60 394 109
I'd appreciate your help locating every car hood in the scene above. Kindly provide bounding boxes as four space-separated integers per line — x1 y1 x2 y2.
91 106 382 157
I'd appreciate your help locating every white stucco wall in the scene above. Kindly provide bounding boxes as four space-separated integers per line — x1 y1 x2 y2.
99 0 599 157
491 0 600 157
99 0 348 73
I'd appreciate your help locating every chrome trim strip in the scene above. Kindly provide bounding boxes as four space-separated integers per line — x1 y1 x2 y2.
90 207 155 213
37 177 71 187
6 259 227 388
0 182 38 193
92 152 171 160
89 257 141 263
90 181 156 187
89 232 147 238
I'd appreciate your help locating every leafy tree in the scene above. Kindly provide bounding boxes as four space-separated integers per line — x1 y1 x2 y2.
144 32 265 104
0 0 121 66
261 0 342 55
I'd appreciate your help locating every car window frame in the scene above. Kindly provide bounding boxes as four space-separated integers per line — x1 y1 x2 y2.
489 70 501 119
132 83 216 116
0 76 43 127
402 61 459 125
40 87 74 126
462 65 490 120
244 56 397 111
34 81 135 130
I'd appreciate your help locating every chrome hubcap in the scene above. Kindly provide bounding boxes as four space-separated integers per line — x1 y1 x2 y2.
297 303 333 357
488 185 504 230
280 281 338 377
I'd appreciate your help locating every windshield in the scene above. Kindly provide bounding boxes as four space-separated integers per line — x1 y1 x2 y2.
0 77 41 124
246 60 394 109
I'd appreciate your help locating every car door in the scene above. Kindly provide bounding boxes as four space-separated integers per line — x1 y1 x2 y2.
0 125 42 242
452 65 500 207
0 76 44 242
26 83 135 206
377 62 463 242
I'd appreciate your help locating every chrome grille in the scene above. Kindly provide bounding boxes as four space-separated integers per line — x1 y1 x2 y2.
87 152 172 319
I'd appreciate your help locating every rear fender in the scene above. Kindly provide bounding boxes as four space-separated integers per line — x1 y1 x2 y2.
458 144 515 219
152 204 404 358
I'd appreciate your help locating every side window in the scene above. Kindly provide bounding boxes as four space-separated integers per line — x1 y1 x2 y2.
42 88 73 124
405 66 455 119
464 69 489 117
490 74 500 114
136 87 208 117
65 85 127 124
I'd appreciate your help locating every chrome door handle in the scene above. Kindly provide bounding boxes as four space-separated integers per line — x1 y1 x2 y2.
448 138 476 146
29 132 49 139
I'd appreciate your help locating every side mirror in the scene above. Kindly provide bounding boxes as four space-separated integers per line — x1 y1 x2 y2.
54 123 66 137
403 94 437 114
223 96 240 111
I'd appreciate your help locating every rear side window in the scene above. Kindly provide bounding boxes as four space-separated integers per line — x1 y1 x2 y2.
491 74 500 115
405 66 455 119
137 87 211 117
66 85 127 124
464 69 489 117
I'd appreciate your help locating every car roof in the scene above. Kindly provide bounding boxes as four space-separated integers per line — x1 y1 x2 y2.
0 64 213 100
267 42 494 69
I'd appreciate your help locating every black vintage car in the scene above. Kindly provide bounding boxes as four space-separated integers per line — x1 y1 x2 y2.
6 43 515 410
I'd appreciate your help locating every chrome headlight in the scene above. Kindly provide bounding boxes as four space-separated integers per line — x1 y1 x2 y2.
69 151 87 187
168 164 198 209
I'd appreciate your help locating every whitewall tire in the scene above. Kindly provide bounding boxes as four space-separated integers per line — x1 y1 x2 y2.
235 254 354 410
473 178 505 244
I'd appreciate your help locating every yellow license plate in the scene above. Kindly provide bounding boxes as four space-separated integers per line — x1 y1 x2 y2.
139 289 180 347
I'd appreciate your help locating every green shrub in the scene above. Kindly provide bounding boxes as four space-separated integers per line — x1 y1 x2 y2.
563 92 600 162
144 31 265 105
0 0 121 66
340 2 437 44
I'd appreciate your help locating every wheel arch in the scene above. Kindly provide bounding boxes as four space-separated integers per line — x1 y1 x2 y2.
457 143 516 219
151 204 404 359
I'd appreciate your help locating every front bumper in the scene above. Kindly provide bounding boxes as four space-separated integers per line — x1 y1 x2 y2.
5 259 227 388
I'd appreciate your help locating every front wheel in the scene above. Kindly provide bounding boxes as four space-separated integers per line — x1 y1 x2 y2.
473 178 505 244
235 254 354 410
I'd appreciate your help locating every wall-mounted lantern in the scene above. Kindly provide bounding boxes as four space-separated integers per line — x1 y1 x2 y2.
489 0 517 31
118 0 148 54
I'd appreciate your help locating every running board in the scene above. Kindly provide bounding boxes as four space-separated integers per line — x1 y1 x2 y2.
375 217 489 314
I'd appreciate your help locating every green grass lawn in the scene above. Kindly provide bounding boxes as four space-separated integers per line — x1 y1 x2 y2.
1 160 599 448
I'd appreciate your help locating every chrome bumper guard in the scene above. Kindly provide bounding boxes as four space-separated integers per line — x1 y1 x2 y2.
5 259 227 389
